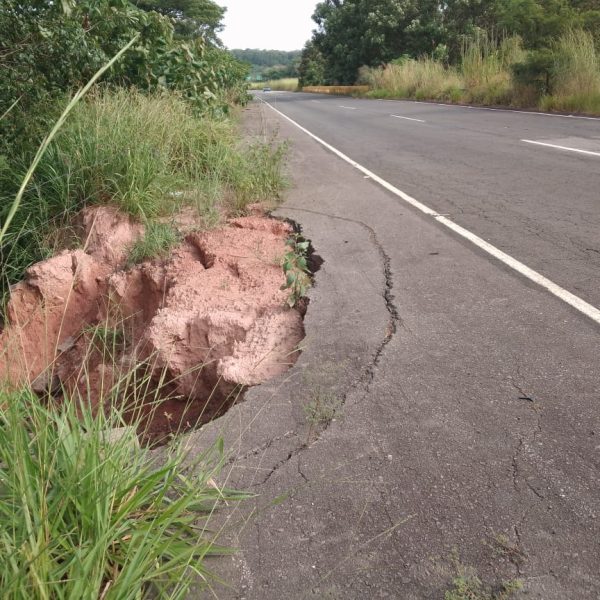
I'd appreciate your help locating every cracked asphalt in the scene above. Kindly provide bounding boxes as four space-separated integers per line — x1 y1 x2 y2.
183 98 600 599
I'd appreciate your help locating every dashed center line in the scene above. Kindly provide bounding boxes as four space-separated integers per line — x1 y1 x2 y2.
391 114 425 123
339 105 357 110
522 139 600 157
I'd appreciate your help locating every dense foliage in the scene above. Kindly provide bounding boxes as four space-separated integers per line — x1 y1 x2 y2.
0 0 270 300
133 0 226 42
301 0 600 85
0 0 248 157
231 49 301 81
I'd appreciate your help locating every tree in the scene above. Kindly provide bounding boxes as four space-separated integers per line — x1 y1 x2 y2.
133 0 226 42
312 0 446 84
298 41 326 87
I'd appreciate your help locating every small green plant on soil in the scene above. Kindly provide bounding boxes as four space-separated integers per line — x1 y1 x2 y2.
84 323 126 357
487 532 527 568
128 222 181 265
281 234 311 308
0 387 247 599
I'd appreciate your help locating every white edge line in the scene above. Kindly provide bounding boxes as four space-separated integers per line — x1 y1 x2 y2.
261 98 600 326
391 114 425 123
522 139 600 157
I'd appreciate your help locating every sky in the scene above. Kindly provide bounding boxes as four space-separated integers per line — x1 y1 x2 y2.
218 0 318 51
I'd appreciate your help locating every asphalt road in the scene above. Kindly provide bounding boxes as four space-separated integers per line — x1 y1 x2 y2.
187 99 600 599
256 91 600 312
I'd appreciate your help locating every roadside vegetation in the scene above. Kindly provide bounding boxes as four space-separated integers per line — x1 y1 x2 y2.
0 387 246 598
250 78 300 91
0 1 289 596
299 0 600 115
232 49 300 82
0 1 286 305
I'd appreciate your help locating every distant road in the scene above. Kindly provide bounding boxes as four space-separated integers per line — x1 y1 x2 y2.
256 91 600 315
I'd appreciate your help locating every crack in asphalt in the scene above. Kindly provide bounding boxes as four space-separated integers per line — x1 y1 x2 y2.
252 206 400 487
260 450 295 485
227 430 296 466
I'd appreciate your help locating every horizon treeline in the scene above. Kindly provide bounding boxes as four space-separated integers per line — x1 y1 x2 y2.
299 0 600 86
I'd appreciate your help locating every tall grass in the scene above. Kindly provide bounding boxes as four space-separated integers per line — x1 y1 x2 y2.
541 29 600 113
362 58 463 102
462 34 525 104
0 387 245 598
363 29 600 115
0 89 286 303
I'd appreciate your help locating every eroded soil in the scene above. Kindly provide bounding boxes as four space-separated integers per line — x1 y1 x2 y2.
0 206 305 438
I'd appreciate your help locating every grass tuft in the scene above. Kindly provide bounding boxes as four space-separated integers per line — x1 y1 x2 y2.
128 222 181 265
0 387 247 599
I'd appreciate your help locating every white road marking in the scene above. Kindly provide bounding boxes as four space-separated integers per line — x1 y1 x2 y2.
391 114 425 123
339 105 357 110
522 139 600 158
262 98 600 326
379 98 600 121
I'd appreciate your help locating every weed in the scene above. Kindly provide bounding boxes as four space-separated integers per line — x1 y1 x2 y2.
128 221 181 265
281 234 312 308
84 323 126 357
444 550 523 600
445 575 523 600
488 532 526 568
304 389 342 425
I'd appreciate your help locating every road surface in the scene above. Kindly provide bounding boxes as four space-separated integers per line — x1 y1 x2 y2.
192 97 600 599
258 91 600 313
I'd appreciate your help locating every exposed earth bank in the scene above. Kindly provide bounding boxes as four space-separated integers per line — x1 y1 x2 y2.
0 206 305 437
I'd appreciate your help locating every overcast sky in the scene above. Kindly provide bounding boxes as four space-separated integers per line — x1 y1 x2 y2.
218 0 318 51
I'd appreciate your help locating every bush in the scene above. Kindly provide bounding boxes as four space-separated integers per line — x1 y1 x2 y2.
512 48 555 95
0 0 250 159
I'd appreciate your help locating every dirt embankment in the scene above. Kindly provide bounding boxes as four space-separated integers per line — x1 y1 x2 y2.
0 206 305 437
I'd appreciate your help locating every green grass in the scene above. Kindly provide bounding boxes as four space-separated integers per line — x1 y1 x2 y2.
0 387 247 599
445 575 522 600
128 222 181 266
0 88 287 306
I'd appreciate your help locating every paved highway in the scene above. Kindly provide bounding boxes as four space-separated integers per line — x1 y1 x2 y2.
257 91 600 315
212 95 600 599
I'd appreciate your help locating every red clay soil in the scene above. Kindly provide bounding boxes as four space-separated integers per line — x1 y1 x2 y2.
0 206 305 438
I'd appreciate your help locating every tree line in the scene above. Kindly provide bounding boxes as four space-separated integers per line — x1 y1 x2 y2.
299 0 600 86
231 49 301 81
